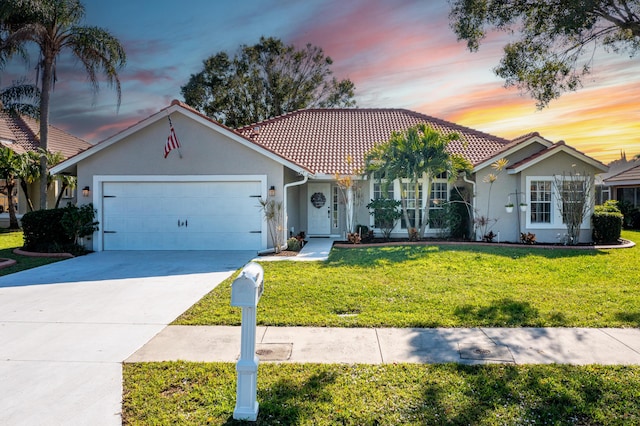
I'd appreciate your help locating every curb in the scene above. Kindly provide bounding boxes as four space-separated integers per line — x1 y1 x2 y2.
0 258 17 270
13 248 74 258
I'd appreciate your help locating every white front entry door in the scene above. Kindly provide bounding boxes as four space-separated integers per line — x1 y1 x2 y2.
307 183 331 236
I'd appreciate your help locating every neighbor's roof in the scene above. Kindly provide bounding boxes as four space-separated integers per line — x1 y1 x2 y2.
236 109 512 175
604 163 640 184
0 111 91 159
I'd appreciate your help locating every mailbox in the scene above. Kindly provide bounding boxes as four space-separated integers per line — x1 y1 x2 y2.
231 262 264 307
231 261 264 421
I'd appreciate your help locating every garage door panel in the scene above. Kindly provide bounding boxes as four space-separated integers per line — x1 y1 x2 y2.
102 180 263 250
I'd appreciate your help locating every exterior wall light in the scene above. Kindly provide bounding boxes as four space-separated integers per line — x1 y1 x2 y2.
82 186 90 197
269 186 276 197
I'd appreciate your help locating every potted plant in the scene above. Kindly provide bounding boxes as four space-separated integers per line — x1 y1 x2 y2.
505 203 514 213
519 202 528 212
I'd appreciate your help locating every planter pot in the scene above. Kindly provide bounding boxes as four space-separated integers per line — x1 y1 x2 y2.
505 206 514 213
520 204 527 212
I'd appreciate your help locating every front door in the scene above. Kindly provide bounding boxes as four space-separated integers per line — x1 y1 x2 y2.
308 183 331 235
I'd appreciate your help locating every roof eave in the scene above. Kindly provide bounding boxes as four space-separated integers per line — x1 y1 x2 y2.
507 144 609 174
472 135 554 173
50 102 314 176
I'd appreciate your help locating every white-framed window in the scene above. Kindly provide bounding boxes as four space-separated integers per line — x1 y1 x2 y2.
373 181 394 200
530 179 552 224
526 176 591 228
400 181 423 229
428 175 449 228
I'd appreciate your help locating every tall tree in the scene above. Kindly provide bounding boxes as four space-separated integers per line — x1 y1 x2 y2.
364 124 471 239
450 0 640 107
0 146 20 228
0 0 126 209
181 36 356 128
16 150 40 212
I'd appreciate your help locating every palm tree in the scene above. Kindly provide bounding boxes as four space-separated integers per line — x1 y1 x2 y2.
365 124 471 239
0 78 40 118
0 146 21 229
16 150 40 211
0 0 126 209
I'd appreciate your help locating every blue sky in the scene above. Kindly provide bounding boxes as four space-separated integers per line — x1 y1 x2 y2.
2 0 639 163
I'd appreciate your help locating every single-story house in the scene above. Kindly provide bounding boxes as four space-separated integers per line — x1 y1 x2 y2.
51 100 607 251
0 111 91 225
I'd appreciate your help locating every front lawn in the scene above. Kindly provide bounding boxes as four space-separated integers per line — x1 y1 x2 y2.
123 361 640 425
0 230 64 277
175 230 640 328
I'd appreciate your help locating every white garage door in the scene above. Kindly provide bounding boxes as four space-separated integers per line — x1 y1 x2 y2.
101 180 263 250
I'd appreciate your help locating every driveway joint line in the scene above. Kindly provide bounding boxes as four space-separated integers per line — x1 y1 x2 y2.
598 328 640 355
374 328 384 363
259 326 269 343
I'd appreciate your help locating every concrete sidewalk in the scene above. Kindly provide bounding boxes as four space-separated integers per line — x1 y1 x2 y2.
127 325 640 365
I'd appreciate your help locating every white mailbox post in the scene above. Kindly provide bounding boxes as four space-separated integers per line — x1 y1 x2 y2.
230 262 264 421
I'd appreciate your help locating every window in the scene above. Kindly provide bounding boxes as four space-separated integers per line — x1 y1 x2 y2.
400 182 422 229
373 181 394 200
530 180 551 223
560 180 586 224
428 180 448 228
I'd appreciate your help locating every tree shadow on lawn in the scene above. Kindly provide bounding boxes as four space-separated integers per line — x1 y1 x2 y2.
615 311 640 327
326 243 608 267
454 298 543 327
223 370 338 425
419 364 606 425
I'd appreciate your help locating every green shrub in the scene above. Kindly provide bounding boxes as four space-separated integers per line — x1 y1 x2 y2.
592 202 623 244
286 237 301 252
366 198 402 240
21 203 98 253
61 203 99 245
449 187 471 239
21 208 73 252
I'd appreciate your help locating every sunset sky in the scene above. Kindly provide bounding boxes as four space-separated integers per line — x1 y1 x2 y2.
2 0 639 163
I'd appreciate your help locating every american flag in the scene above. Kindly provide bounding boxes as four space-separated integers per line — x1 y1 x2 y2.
164 123 181 158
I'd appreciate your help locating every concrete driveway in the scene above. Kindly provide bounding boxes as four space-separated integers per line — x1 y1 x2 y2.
0 250 254 426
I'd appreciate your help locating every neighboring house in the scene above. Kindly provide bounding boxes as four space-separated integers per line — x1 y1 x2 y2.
602 161 640 209
51 100 607 251
0 111 91 222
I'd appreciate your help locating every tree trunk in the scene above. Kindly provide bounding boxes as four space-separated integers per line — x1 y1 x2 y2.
19 180 34 212
400 193 412 239
6 180 19 229
38 57 54 210
419 174 433 238
55 180 68 208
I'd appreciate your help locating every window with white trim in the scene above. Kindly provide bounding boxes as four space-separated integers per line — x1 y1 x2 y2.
530 180 552 224
560 180 586 224
400 182 422 229
428 175 448 228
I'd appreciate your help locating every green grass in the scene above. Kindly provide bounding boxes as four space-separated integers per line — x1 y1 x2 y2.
175 230 640 328
0 230 64 277
123 361 640 425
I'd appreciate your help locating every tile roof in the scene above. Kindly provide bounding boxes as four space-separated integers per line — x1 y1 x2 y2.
507 140 608 173
604 163 640 183
0 112 90 159
236 109 512 175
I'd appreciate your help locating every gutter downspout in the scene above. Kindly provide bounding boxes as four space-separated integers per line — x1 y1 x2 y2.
462 172 477 240
283 173 309 249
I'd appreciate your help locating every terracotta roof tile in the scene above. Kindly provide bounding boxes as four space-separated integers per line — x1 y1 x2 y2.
237 109 512 175
0 112 90 159
604 164 640 183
